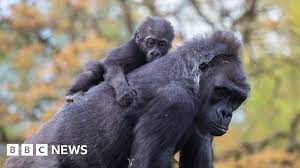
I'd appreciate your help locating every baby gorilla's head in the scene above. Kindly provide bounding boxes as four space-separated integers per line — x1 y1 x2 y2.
134 16 175 62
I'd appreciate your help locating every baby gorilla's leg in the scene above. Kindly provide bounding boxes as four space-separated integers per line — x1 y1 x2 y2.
116 86 137 106
65 61 104 102
103 60 137 107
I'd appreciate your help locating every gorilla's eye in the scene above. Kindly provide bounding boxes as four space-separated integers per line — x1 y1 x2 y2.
210 87 229 104
158 41 167 47
214 87 230 98
146 38 156 47
198 62 208 71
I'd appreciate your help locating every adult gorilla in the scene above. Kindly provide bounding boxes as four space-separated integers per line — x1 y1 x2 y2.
5 31 250 168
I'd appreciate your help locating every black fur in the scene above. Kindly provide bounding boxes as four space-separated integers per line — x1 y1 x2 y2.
5 31 250 168
65 16 175 106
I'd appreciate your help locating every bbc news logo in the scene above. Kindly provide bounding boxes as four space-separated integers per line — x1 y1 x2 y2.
7 144 88 156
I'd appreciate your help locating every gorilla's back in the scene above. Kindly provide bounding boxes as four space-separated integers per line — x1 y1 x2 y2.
5 53 178 168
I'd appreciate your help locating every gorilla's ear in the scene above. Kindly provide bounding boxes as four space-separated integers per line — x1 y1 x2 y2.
134 31 141 41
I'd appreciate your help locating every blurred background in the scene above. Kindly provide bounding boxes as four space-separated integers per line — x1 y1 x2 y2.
0 0 299 167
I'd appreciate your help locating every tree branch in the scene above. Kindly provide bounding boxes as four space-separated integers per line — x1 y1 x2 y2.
188 0 216 29
0 126 8 143
232 0 258 27
288 113 300 152
142 0 160 16
118 0 134 34
232 0 258 44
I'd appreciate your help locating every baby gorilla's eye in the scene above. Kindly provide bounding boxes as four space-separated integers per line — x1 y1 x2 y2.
146 38 156 47
158 41 167 47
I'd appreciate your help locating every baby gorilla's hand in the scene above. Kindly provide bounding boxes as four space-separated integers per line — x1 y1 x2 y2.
65 92 84 103
65 94 75 102
117 86 137 107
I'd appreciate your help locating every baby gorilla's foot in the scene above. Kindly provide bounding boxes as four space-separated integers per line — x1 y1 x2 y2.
117 88 137 107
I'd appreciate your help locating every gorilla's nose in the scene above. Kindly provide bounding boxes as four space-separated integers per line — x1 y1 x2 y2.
217 107 232 119
149 50 161 58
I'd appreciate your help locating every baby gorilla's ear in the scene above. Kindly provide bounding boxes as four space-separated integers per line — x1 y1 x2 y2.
133 31 141 42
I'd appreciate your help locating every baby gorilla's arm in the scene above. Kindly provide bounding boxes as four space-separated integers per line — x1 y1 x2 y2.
65 61 104 102
103 59 137 106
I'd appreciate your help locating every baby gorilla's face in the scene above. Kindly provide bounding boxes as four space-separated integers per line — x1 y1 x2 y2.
136 33 173 62
134 17 175 62
143 36 169 62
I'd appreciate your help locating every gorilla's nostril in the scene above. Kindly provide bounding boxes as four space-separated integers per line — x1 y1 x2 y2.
218 107 230 119
155 53 161 57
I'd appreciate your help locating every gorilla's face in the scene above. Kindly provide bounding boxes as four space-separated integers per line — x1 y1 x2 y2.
136 33 172 62
134 17 174 62
144 36 169 62
196 55 250 136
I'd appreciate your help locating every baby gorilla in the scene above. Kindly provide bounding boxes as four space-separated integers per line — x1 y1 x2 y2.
65 16 174 106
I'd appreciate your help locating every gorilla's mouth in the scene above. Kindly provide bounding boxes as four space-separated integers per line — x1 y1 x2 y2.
146 55 154 62
146 54 159 62
208 121 228 134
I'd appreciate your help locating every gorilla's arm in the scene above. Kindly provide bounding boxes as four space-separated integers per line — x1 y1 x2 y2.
130 83 199 168
179 128 213 168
